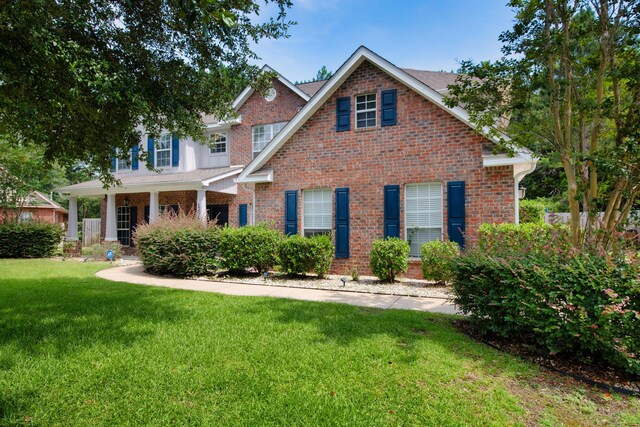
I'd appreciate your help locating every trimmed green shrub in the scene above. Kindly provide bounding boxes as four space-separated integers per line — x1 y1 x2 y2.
478 223 571 257
278 234 334 278
135 213 219 277
420 240 460 284
519 199 545 224
452 250 640 375
370 238 409 282
218 224 281 274
0 221 64 258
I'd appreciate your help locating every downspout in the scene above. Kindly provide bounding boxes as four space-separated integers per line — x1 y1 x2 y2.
513 161 538 224
242 183 255 225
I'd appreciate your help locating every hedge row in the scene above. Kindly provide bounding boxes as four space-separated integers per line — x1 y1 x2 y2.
134 216 334 278
0 222 64 258
452 222 640 375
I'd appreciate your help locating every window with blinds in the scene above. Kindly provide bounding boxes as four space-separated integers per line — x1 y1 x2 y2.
405 183 443 257
303 188 332 237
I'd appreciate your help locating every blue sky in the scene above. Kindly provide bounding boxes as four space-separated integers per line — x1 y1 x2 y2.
252 0 516 82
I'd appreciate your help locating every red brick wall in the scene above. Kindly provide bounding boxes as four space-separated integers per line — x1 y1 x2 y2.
254 60 515 278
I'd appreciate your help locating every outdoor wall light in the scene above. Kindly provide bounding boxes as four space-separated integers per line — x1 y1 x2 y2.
518 187 526 200
124 196 130 207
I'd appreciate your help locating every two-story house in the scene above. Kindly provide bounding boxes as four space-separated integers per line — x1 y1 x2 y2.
58 46 536 277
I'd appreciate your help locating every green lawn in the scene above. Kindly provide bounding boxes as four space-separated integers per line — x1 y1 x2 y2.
0 260 638 426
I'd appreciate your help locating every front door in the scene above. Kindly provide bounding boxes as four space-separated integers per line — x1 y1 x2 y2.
207 204 229 226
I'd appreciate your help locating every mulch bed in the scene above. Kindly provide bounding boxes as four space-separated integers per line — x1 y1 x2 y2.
455 320 640 396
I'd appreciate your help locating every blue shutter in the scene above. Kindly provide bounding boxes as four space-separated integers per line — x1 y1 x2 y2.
447 181 466 248
381 89 397 127
335 188 350 258
284 190 298 235
110 157 116 171
171 134 179 167
384 185 400 238
144 205 150 224
147 136 154 167
131 145 139 170
239 204 248 227
336 97 351 132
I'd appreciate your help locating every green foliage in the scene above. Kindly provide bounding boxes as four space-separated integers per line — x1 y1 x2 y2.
278 234 334 278
135 214 219 277
0 222 64 258
452 250 640 375
478 223 571 257
82 242 123 261
369 238 409 282
0 1 293 183
218 224 281 274
519 199 545 224
420 240 460 284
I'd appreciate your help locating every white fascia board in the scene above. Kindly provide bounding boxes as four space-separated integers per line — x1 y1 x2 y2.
482 151 536 168
200 168 243 186
231 65 310 111
237 45 522 183
205 116 241 130
234 168 273 184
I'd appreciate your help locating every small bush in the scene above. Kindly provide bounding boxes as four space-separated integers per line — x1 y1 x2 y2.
519 199 546 224
478 223 571 257
218 224 281 274
452 250 640 375
82 242 123 261
135 213 219 277
420 240 460 284
370 238 409 282
278 234 334 278
0 221 64 258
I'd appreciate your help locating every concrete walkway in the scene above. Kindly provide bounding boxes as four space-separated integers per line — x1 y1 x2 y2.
97 265 460 315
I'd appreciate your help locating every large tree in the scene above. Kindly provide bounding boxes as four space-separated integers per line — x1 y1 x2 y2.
0 0 293 185
445 0 640 248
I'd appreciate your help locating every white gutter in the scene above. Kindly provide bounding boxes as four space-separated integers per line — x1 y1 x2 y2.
513 161 538 224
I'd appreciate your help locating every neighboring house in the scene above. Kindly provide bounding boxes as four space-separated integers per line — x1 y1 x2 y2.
57 46 536 276
0 191 68 225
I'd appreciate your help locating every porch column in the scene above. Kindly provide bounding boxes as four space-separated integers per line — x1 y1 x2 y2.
197 189 207 222
66 196 79 241
149 191 160 223
104 194 118 241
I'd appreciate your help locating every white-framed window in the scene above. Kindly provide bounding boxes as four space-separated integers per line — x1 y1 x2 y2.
117 206 131 246
405 183 443 257
209 132 227 154
18 211 33 222
355 93 376 128
155 133 172 167
252 122 286 158
303 188 332 237
117 153 131 171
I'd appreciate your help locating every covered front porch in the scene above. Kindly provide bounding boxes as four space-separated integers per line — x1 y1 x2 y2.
57 167 243 247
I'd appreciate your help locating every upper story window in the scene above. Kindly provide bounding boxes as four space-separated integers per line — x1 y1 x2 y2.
117 154 130 171
303 188 332 237
405 183 443 257
252 122 286 158
210 132 227 154
355 93 376 128
156 134 172 167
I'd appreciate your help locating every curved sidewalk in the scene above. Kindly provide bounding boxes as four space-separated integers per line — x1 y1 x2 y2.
97 265 460 315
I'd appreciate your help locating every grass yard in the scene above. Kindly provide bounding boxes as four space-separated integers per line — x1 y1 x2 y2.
0 260 639 426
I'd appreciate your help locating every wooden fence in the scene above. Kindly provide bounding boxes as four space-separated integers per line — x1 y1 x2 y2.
82 218 101 247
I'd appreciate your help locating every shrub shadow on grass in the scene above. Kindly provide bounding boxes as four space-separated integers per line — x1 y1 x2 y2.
0 276 187 358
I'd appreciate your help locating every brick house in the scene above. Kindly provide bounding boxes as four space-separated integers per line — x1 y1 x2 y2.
57 46 536 277
0 191 68 225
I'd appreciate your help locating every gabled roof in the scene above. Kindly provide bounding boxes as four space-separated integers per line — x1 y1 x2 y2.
231 65 310 111
237 46 535 183
24 191 68 213
295 80 328 97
